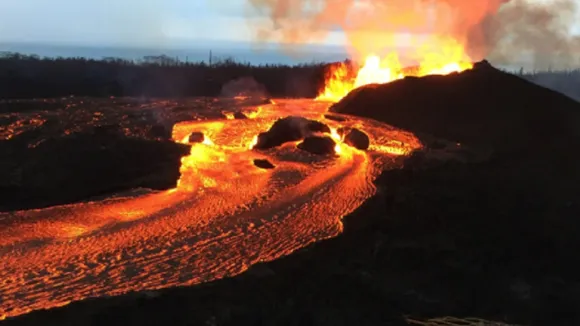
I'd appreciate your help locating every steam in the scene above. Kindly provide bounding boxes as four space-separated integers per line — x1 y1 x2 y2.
480 0 580 69
245 0 580 69
221 77 268 98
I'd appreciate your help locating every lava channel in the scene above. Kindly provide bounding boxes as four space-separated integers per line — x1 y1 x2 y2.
0 99 421 319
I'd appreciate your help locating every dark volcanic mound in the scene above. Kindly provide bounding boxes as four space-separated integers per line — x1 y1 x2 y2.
306 120 331 134
297 136 336 155
330 60 580 154
342 128 370 150
253 116 331 150
0 131 190 211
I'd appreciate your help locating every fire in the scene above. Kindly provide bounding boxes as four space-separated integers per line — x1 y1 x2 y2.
316 36 473 102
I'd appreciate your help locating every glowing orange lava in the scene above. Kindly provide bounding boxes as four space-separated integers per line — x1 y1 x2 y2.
0 99 424 320
316 37 473 102
329 127 344 154
249 135 258 149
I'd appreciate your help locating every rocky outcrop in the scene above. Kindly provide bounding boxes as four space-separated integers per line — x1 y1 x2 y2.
252 116 332 150
343 128 370 150
297 136 336 155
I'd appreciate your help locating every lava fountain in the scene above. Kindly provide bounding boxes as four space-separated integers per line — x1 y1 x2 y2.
316 36 474 102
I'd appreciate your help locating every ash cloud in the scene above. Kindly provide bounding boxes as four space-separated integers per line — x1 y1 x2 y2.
245 0 580 69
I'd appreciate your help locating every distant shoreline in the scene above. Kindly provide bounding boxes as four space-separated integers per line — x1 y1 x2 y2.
0 41 350 66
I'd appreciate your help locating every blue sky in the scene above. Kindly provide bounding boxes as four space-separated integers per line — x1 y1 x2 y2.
0 0 238 46
0 0 346 48
0 0 576 54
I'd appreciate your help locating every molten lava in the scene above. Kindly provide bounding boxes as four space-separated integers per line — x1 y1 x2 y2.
0 99 423 320
316 37 473 102
249 135 258 149
329 127 344 154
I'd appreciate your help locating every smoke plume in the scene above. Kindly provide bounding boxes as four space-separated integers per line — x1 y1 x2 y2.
245 0 580 69
480 0 580 69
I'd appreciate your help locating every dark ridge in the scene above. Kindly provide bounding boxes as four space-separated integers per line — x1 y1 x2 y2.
330 60 580 156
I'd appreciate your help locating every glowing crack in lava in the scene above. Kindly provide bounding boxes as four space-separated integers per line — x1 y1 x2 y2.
0 99 421 319
316 37 473 102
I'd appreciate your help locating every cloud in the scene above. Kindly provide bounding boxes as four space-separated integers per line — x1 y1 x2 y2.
242 0 580 68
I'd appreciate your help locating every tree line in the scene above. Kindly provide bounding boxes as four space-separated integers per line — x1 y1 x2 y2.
0 52 330 99
1 51 579 101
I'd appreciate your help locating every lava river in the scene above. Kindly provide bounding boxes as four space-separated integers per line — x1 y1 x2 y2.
0 99 421 319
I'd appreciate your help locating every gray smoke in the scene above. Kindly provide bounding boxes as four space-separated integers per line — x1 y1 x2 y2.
245 0 580 69
479 0 580 70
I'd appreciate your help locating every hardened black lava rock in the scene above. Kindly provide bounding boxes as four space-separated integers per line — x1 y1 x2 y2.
187 132 205 143
343 128 370 150
297 136 336 155
253 116 331 150
0 131 190 211
329 59 580 153
324 114 347 122
253 159 275 169
233 111 248 119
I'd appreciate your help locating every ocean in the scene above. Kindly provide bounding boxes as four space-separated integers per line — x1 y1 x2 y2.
0 42 350 66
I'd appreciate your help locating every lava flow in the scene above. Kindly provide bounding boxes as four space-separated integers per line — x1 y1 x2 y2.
316 36 473 102
0 99 421 320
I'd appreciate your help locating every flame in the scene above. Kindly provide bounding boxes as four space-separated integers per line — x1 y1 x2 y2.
224 112 235 120
316 36 473 102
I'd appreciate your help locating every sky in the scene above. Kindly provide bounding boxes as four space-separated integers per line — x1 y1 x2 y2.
0 0 347 49
0 0 577 63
